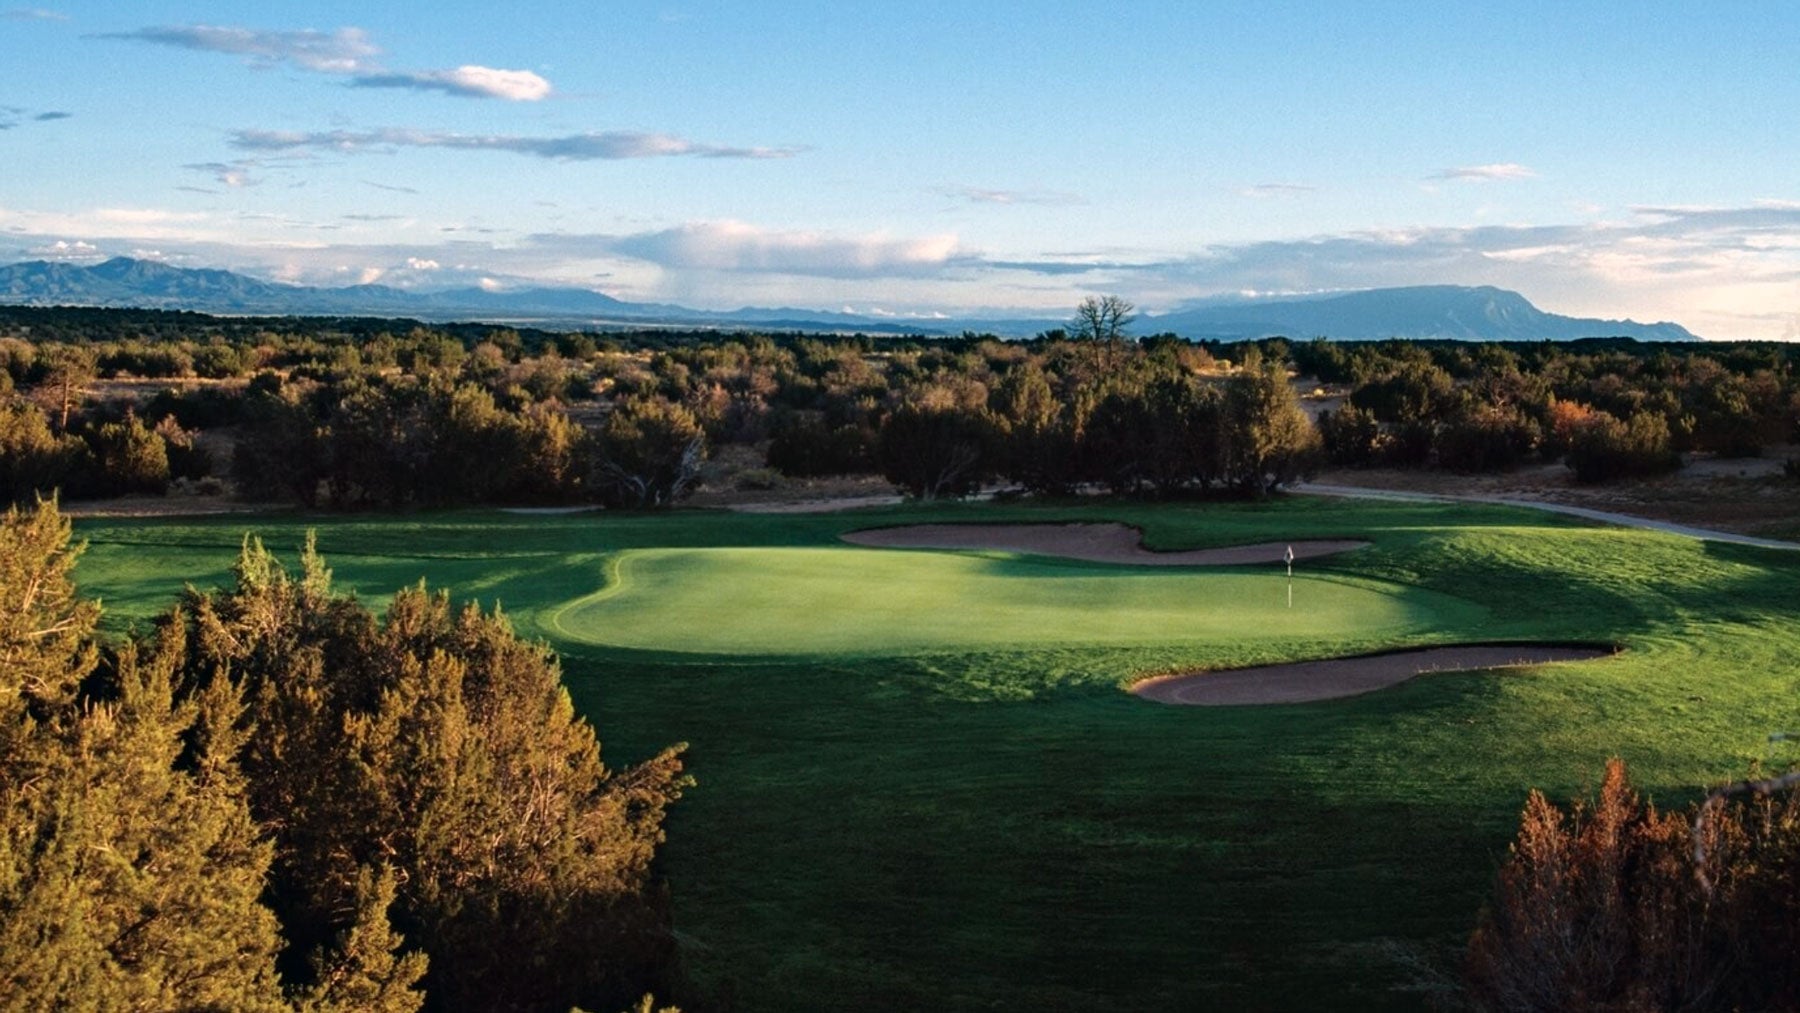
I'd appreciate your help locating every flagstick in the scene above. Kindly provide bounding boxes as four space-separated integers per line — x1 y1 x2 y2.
1285 544 1294 608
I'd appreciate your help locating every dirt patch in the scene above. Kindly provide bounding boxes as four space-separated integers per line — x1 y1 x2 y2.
1133 643 1617 706
842 523 1368 566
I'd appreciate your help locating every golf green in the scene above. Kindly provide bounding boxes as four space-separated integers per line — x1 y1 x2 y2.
549 545 1479 656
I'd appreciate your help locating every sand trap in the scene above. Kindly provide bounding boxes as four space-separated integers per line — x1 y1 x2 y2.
842 522 1368 566
1132 644 1617 706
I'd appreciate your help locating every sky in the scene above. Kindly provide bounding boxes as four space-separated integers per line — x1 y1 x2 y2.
3 2 1799 338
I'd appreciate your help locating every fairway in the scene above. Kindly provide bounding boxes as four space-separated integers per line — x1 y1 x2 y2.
551 545 1474 656
66 497 1800 1011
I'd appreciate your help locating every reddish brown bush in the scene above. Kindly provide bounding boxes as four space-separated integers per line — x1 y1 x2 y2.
1467 759 1800 1012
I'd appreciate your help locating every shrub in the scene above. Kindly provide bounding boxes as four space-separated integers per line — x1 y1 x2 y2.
1468 759 1800 1012
1565 411 1681 484
1435 405 1541 473
1317 403 1382 466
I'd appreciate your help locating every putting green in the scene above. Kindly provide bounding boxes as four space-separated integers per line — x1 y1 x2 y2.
549 545 1485 656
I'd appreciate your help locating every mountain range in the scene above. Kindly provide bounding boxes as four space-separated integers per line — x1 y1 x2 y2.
0 257 1701 342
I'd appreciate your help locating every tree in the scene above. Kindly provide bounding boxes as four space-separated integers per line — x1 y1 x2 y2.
1069 295 1136 344
0 401 83 505
593 397 706 508
876 402 993 500
170 538 690 1012
1222 353 1320 494
0 501 289 1011
33 346 96 433
87 411 172 495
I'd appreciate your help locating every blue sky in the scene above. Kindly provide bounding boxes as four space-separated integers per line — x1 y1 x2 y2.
4 2 1799 337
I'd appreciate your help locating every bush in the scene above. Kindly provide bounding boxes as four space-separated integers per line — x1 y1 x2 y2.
1565 411 1681 484
765 412 872 477
1435 405 1541 473
1317 403 1382 466
1467 759 1800 1012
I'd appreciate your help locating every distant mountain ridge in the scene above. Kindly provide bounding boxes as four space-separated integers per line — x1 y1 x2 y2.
0 257 1701 341
1150 285 1699 342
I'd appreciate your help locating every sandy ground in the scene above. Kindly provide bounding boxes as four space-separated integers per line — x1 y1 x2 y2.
1133 644 1617 706
843 522 1368 566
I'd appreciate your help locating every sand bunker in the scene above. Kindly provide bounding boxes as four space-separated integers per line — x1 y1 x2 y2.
842 523 1368 566
1132 644 1616 706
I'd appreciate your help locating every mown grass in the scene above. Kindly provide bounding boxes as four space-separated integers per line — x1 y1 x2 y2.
71 496 1800 1011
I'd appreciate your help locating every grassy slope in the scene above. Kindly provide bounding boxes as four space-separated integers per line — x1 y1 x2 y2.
71 497 1800 1011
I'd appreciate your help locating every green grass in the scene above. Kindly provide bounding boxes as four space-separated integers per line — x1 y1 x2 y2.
69 497 1800 1011
549 546 1481 657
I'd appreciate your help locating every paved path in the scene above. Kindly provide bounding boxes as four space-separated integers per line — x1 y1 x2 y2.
1294 482 1800 552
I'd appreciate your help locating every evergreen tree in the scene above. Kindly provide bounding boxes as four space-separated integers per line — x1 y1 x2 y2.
0 501 288 1011
171 536 690 1013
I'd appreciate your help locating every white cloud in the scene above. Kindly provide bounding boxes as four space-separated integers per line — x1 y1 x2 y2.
103 23 554 102
3 8 68 21
25 239 101 259
103 25 380 73
231 127 802 161
1431 163 1538 182
938 185 1085 207
184 160 260 188
6 200 1800 339
352 65 552 101
1240 183 1318 198
567 221 963 277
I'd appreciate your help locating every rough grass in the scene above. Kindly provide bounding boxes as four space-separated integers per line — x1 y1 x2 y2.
70 496 1800 1011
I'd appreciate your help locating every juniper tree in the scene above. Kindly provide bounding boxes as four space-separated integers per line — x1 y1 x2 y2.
0 502 289 1010
171 535 690 1013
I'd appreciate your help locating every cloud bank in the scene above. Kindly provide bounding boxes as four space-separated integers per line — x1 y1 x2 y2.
103 23 551 101
1431 163 1538 181
7 203 1797 338
543 221 964 278
938 185 1085 207
230 128 802 161
103 25 380 73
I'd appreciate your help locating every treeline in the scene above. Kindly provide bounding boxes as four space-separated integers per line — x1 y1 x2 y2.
0 501 686 1012
5 304 1800 508
1299 338 1799 481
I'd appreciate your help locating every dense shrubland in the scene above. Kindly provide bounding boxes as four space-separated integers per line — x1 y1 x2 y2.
3 306 1798 508
0 500 687 1012
1468 759 1800 1011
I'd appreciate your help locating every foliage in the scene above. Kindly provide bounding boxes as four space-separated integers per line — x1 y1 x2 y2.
1316 402 1383 466
0 502 687 1012
1467 759 1800 1012
594 396 707 508
168 537 690 1011
1435 404 1542 473
1222 352 1321 493
1564 410 1681 484
0 501 288 1010
876 400 993 499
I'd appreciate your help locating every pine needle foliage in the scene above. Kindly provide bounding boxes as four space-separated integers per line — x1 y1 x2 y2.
0 502 687 1013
